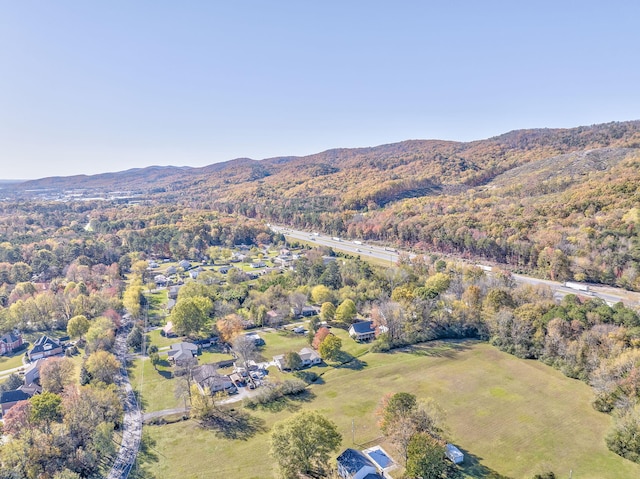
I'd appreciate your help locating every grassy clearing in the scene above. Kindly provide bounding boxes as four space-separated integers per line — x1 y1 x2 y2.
130 357 180 412
144 340 640 479
0 349 27 373
147 328 178 349
259 330 310 361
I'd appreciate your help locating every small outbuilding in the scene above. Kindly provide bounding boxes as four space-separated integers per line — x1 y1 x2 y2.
445 444 464 464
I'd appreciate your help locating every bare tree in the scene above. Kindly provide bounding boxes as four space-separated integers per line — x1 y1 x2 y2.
232 335 257 369
288 291 307 318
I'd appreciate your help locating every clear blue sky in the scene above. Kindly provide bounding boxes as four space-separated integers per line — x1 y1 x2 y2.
1 1 639 179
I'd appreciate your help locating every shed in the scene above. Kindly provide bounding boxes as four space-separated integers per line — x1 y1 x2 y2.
445 444 464 464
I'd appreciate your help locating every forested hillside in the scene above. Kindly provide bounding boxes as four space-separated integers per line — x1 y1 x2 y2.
6 120 640 289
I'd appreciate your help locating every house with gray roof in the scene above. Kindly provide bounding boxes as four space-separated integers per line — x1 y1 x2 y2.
192 364 237 395
28 335 63 361
1 389 32 417
167 342 198 366
348 321 376 342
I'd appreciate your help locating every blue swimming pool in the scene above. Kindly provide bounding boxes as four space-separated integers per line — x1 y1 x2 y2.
368 448 392 468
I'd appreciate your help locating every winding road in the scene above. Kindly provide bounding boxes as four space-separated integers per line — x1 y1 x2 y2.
107 317 143 479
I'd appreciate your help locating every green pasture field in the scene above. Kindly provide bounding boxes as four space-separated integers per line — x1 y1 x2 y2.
143 340 640 479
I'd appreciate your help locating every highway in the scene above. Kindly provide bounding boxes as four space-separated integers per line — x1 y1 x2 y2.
270 225 640 308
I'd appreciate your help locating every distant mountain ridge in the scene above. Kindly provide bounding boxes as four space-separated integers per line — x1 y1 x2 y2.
6 120 640 204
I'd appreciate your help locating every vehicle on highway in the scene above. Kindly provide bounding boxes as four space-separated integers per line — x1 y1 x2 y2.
564 281 590 292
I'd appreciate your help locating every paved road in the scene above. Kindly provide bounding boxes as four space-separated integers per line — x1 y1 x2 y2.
271 225 640 308
107 318 142 479
141 386 253 422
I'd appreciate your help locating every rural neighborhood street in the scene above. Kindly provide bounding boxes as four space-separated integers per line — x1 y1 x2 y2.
107 317 142 479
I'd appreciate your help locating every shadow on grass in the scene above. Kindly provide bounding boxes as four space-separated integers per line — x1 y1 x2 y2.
156 369 172 379
200 409 267 440
290 389 315 403
458 448 513 479
128 430 160 479
132 389 149 412
333 351 367 370
395 339 476 359
293 370 325 384
256 396 301 413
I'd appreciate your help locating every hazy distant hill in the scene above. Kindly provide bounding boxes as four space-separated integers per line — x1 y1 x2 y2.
10 120 640 203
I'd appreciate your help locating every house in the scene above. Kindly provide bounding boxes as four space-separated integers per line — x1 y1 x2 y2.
336 448 383 479
229 372 245 386
167 342 199 365
178 260 191 270
154 274 169 287
299 347 322 367
189 267 202 279
168 285 181 300
192 364 237 395
300 306 319 317
348 321 376 342
445 444 464 464
274 347 322 371
218 265 231 274
0 388 35 417
24 358 44 386
266 310 282 324
28 336 63 361
0 332 23 355
148 261 159 269
244 332 265 346
250 261 266 268
166 265 178 275
273 354 286 371
292 305 319 319
19 383 42 397
162 321 176 337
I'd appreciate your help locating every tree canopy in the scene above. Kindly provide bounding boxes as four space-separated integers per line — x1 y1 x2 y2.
270 411 342 478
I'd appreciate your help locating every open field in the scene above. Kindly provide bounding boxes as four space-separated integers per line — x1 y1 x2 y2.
0 349 27 374
143 340 640 479
147 328 178 349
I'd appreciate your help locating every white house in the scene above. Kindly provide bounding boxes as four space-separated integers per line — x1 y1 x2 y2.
299 347 322 367
348 321 376 342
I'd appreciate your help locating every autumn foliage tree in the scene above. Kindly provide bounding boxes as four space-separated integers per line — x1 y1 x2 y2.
40 357 75 394
312 327 331 350
216 313 244 343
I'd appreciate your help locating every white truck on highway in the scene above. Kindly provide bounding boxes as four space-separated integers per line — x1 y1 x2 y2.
353 240 363 245
564 281 590 292
332 237 341 242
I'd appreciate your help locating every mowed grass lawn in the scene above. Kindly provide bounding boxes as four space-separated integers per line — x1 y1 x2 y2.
144 340 640 479
0 349 27 374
